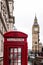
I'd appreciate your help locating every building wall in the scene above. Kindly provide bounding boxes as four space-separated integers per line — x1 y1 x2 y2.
0 0 14 65
39 43 42 52
1 0 9 31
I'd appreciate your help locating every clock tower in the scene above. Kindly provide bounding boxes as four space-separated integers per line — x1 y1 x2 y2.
32 15 40 53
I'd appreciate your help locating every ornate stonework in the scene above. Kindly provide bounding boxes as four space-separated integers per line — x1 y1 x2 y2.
32 15 40 53
32 15 42 53
0 0 15 65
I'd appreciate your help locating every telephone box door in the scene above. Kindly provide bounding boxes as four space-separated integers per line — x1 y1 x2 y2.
5 45 25 65
9 47 22 65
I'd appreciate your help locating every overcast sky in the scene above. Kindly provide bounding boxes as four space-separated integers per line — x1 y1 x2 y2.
14 0 43 49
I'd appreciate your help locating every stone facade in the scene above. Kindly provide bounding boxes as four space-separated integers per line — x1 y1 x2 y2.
0 0 15 65
39 43 42 52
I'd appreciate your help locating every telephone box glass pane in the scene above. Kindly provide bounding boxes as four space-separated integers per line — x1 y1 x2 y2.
18 63 21 65
18 60 21 62
14 48 17 52
10 54 13 58
14 60 17 63
10 63 12 65
10 48 13 53
9 48 21 65
10 59 13 65
14 63 17 65
18 48 21 52
14 54 17 60
18 56 21 59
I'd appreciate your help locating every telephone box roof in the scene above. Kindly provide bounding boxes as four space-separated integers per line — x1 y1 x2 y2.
4 31 28 38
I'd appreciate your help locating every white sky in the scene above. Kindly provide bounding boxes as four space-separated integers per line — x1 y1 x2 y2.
14 0 43 49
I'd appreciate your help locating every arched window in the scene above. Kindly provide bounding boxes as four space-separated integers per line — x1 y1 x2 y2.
35 42 37 44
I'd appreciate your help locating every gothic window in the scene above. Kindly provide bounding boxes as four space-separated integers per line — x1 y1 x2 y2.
35 42 37 44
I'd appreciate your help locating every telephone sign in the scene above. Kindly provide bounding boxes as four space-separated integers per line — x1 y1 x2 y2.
3 31 28 65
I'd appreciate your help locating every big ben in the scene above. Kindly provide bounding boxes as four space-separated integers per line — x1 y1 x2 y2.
32 15 40 53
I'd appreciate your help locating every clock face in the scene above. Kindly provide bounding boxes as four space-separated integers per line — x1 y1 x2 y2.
34 28 38 31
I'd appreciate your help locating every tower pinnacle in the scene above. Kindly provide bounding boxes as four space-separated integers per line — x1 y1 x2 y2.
34 14 37 22
33 14 38 26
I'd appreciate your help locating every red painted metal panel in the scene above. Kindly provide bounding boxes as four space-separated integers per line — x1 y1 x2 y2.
3 31 28 65
4 31 28 38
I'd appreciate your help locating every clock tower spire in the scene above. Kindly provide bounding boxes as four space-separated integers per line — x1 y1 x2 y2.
32 15 40 53
34 15 37 22
34 15 38 26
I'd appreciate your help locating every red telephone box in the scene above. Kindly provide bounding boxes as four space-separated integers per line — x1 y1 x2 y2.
3 31 28 65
